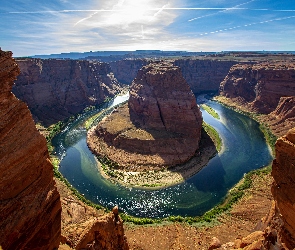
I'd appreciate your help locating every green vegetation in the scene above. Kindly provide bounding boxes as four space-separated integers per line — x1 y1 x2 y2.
120 165 272 225
51 155 105 210
202 122 222 152
213 97 277 154
84 110 105 130
201 104 220 119
259 123 278 153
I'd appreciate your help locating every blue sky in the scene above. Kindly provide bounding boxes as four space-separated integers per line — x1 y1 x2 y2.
1 0 295 56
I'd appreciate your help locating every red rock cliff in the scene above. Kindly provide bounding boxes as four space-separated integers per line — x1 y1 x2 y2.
13 58 122 125
271 127 295 248
220 62 295 113
129 61 202 137
0 50 61 249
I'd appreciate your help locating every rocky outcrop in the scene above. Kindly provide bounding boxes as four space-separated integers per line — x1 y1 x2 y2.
0 50 61 249
109 59 149 84
13 58 122 125
220 62 295 114
260 96 295 136
271 127 295 249
60 194 129 250
88 61 203 170
174 59 238 94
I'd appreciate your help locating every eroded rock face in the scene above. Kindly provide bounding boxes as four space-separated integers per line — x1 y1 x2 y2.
174 59 237 94
0 50 61 249
220 62 295 114
88 61 203 169
272 127 295 249
128 62 202 136
13 58 122 125
75 207 128 250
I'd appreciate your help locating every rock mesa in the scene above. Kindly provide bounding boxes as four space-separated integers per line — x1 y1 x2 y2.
87 61 203 169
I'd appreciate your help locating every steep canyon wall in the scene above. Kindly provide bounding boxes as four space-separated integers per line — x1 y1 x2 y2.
109 58 238 94
219 62 295 136
0 50 61 249
13 59 122 125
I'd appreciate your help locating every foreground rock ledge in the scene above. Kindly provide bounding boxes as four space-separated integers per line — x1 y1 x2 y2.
87 61 203 170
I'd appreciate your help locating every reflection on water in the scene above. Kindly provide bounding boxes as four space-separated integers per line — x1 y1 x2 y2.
53 94 272 218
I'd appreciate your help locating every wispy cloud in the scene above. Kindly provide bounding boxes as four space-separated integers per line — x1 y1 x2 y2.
7 7 295 15
74 11 98 26
197 15 295 36
188 0 256 22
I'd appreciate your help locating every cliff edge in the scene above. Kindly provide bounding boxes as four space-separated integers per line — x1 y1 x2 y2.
0 50 62 249
218 62 295 136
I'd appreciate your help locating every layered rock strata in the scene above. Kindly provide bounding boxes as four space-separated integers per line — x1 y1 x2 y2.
174 59 238 94
260 96 295 136
220 62 295 113
88 61 203 169
219 62 295 136
271 127 295 248
13 58 122 125
0 50 61 249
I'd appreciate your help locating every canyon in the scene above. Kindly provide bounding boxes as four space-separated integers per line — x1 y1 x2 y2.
0 50 129 250
87 61 203 170
13 58 123 126
1 50 295 249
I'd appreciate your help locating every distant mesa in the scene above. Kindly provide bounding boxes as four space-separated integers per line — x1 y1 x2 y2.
87 61 203 170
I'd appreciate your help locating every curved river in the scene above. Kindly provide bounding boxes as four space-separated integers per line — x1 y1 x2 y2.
53 93 272 218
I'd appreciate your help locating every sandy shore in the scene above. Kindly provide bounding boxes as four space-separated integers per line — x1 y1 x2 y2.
97 130 218 189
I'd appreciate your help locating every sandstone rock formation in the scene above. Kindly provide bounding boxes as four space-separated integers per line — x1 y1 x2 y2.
219 62 295 136
88 61 203 170
261 96 295 136
271 127 295 249
59 191 129 250
13 58 122 125
220 62 295 113
109 59 149 84
174 59 238 94
0 50 61 249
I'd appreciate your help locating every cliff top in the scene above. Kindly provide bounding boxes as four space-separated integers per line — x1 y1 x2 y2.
141 61 178 74
231 61 295 71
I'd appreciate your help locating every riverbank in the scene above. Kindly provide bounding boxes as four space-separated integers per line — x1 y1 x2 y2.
96 127 218 188
213 95 277 152
124 165 273 249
